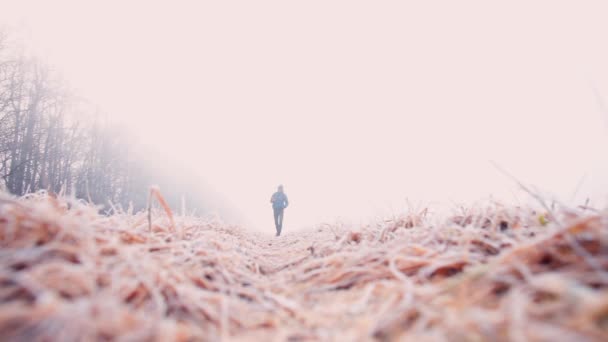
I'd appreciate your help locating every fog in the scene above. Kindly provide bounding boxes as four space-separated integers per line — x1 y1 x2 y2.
2 1 607 231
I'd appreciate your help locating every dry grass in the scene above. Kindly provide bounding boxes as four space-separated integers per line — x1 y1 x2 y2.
0 190 607 341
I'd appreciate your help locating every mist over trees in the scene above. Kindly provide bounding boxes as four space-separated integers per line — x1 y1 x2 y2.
0 32 220 215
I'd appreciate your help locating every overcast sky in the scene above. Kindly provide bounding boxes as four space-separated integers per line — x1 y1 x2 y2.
2 1 607 231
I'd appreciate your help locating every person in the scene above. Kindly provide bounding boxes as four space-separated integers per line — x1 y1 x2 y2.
270 185 289 236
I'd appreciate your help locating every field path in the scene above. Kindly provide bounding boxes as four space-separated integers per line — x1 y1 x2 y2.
0 195 606 341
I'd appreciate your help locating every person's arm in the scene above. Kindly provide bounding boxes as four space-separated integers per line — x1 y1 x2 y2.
270 193 275 204
284 195 289 208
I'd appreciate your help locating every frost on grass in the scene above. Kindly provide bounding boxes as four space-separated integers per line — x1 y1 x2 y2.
0 191 607 341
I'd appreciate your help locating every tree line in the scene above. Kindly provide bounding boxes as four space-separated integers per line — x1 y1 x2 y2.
0 32 213 214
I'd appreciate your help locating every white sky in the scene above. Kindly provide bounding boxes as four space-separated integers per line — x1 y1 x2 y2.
2 1 608 231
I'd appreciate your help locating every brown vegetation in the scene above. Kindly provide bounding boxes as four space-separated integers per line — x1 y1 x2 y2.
0 191 607 341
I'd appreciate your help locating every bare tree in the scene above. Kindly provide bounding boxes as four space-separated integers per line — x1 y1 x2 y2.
0 30 212 214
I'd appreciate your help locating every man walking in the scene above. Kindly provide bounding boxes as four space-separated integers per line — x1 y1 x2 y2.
270 185 289 236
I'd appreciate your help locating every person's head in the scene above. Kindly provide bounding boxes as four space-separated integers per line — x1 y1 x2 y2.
278 185 284 192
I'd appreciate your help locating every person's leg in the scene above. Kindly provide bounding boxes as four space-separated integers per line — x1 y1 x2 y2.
278 209 284 235
273 209 280 235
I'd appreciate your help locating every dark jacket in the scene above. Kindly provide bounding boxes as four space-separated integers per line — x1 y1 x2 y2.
270 191 289 210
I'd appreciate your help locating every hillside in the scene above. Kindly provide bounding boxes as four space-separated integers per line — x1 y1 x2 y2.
0 191 606 341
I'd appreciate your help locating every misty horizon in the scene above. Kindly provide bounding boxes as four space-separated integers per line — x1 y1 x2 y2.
1 1 607 232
